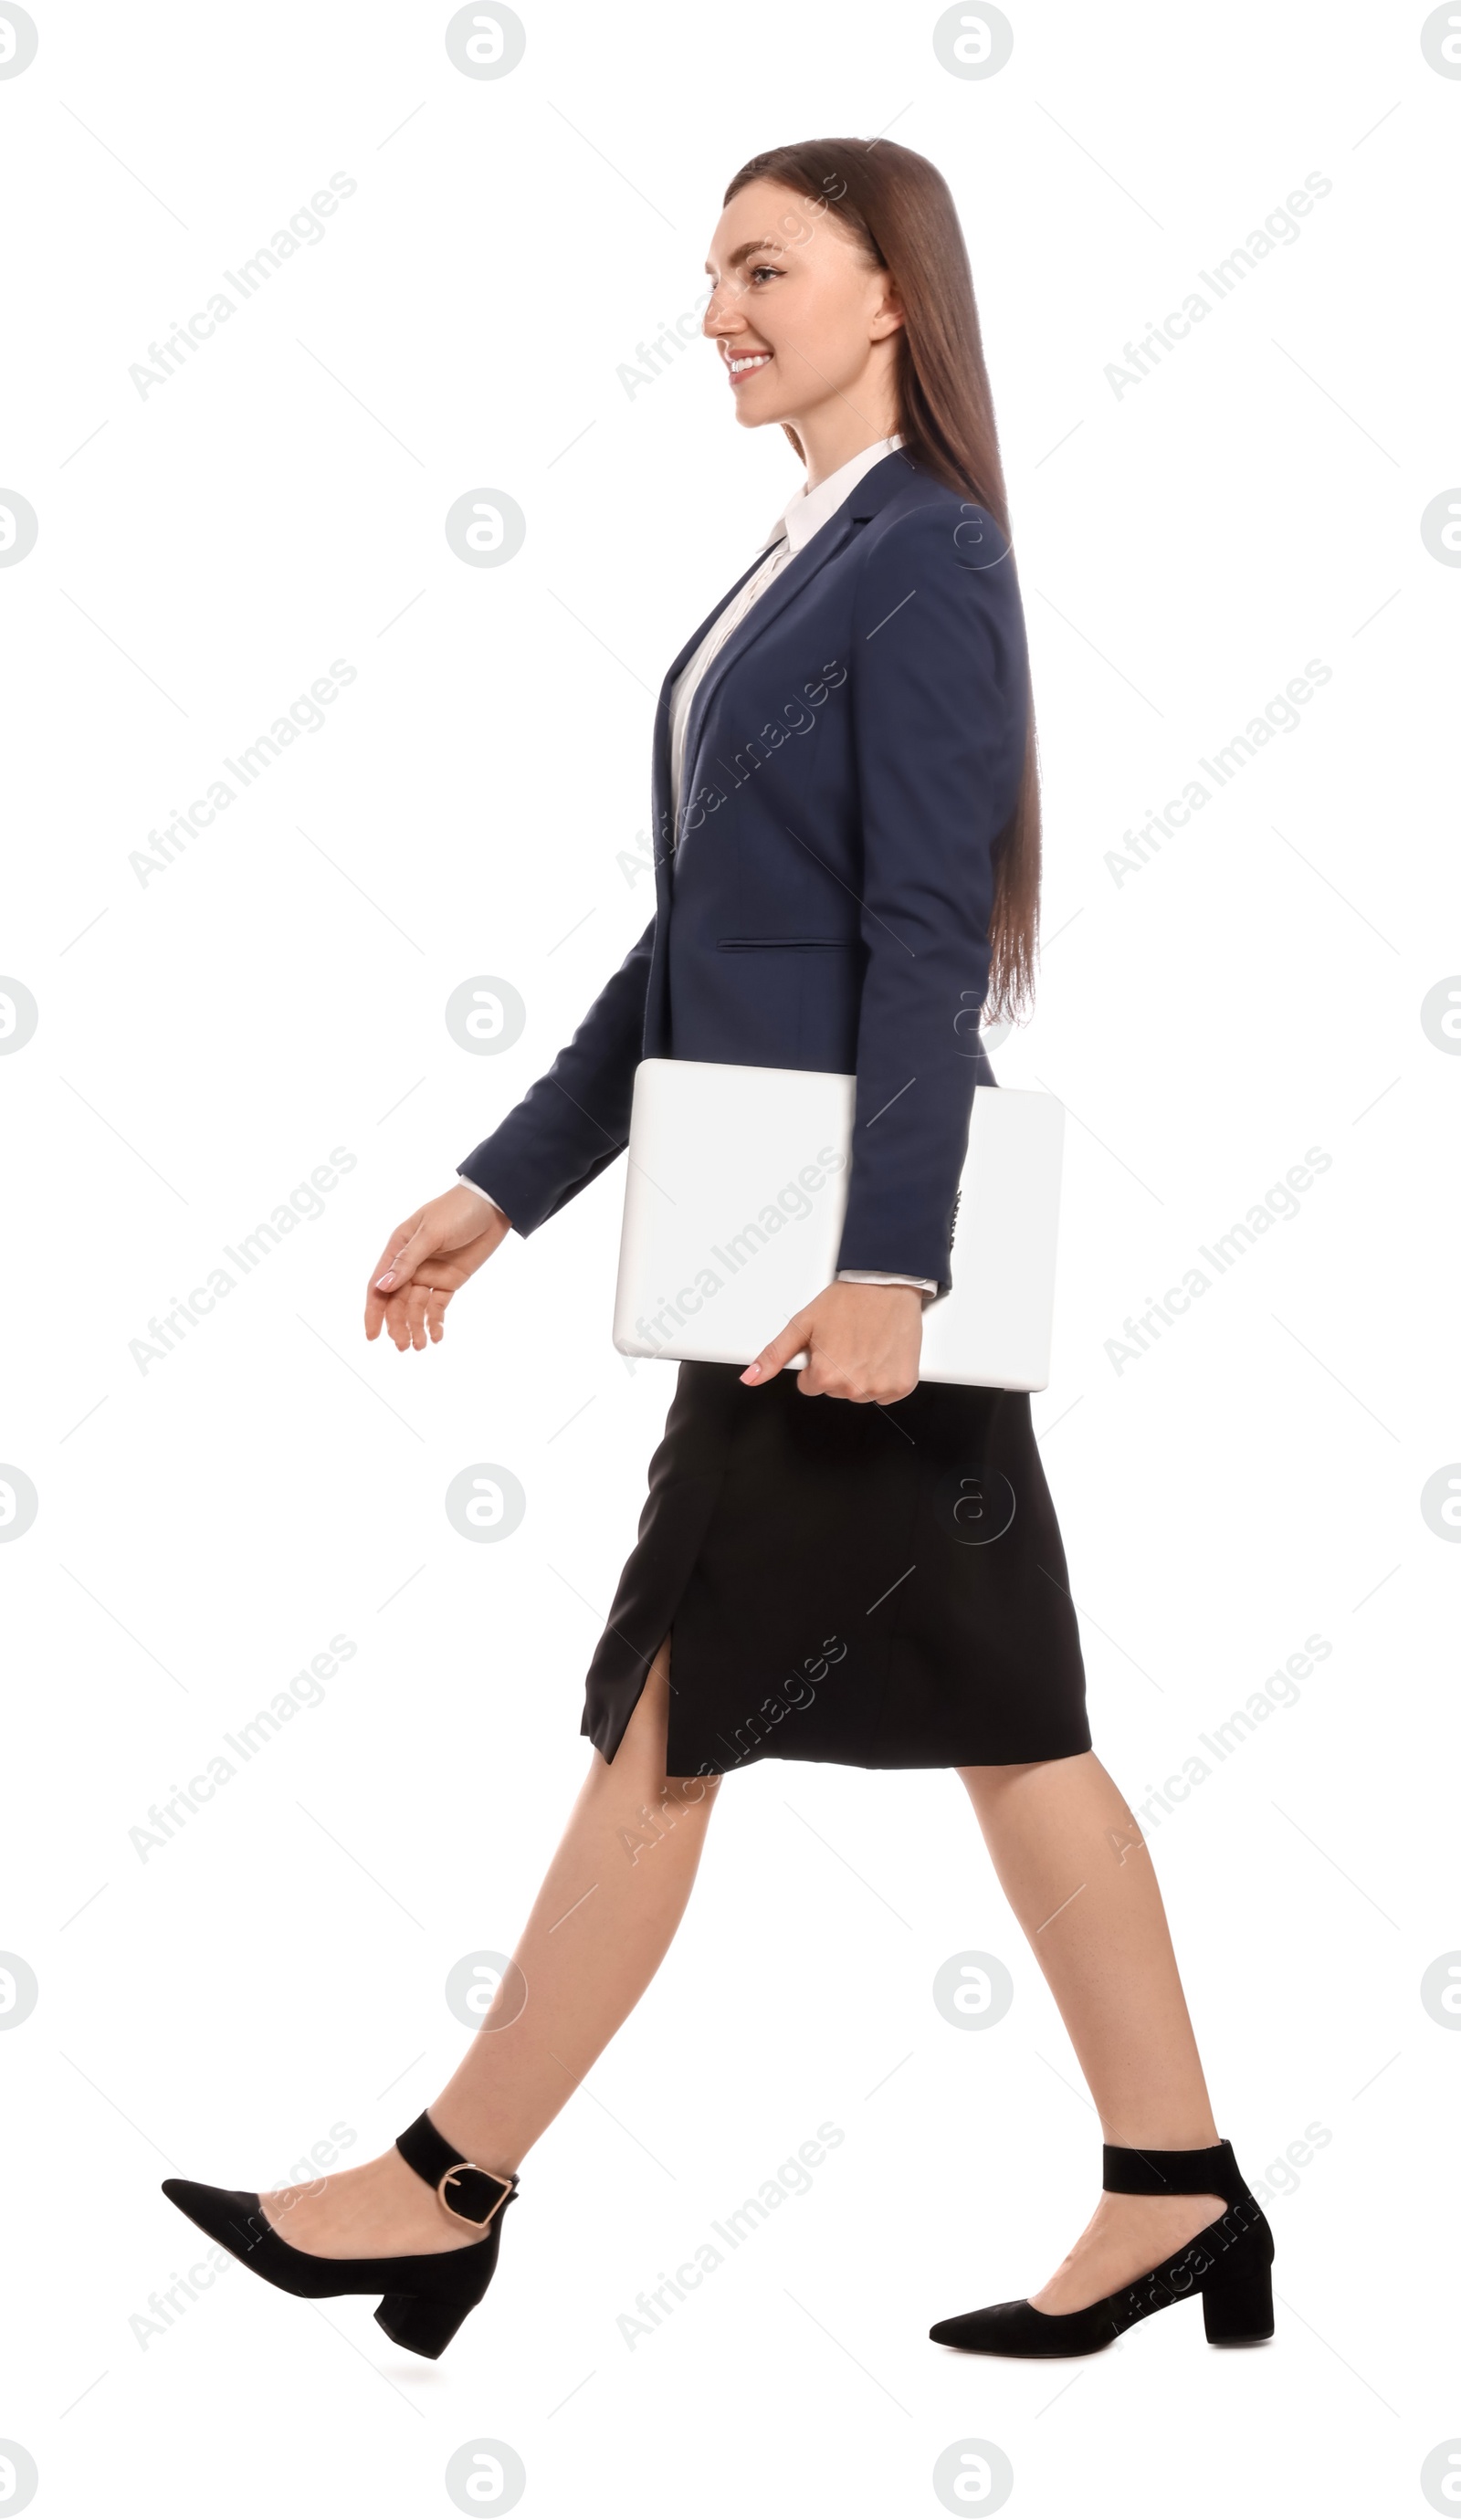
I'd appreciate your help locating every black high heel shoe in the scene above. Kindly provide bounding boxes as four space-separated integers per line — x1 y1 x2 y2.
930 2137 1274 2358
162 2109 520 2359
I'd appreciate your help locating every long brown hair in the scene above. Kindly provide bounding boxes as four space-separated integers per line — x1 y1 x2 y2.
724 138 1039 1019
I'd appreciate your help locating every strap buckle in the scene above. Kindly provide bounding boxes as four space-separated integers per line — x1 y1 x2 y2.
436 2158 514 2231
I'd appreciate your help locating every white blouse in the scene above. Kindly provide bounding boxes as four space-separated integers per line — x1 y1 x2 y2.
462 431 938 1299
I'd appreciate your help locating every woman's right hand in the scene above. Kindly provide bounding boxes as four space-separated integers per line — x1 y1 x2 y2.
363 1183 511 1353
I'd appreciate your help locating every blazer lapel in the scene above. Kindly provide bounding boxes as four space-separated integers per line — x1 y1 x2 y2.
649 551 773 869
652 448 924 866
671 509 861 848
644 549 773 1052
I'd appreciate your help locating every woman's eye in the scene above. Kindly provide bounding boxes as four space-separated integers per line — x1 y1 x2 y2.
751 264 782 284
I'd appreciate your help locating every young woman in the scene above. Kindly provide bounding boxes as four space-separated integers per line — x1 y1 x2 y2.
163 138 1275 2364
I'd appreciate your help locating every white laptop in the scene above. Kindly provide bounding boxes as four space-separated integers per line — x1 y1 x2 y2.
613 1058 1064 1391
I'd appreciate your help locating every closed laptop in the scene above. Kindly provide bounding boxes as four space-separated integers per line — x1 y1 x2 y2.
613 1058 1064 1390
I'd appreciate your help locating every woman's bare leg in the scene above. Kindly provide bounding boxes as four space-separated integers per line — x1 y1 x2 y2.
261 1635 720 2255
957 1748 1226 2312
431 1633 719 2170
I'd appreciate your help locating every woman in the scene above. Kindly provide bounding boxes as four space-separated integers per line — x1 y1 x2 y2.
163 138 1275 2364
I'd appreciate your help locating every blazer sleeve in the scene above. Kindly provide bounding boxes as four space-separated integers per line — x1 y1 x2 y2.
834 499 1029 1297
457 913 655 1235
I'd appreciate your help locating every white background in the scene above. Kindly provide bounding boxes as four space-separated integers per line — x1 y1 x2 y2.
2 2 1458 2514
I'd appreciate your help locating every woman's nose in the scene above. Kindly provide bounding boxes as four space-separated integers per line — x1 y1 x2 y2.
703 284 743 339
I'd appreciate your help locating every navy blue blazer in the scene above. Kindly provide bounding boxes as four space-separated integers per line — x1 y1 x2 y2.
458 447 1029 1296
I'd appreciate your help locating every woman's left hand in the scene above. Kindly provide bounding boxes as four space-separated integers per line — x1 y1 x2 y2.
741 1280 923 1403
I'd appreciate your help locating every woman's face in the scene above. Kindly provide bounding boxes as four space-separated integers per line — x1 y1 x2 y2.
701 178 903 438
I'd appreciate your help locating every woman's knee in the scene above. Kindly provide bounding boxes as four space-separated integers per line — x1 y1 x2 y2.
585 1762 722 1871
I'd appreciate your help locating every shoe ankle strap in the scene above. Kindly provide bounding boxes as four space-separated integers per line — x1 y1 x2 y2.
1102 2137 1242 2201
395 2109 519 2231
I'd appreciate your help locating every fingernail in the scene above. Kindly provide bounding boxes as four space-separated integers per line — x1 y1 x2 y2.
375 1271 395 1289
741 1362 760 1382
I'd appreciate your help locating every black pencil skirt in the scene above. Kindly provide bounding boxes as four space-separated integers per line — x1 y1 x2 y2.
580 1361 1091 1776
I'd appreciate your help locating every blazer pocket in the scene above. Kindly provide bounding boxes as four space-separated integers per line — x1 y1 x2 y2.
715 936 853 950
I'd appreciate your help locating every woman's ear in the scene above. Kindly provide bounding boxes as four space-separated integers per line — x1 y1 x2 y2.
870 278 906 341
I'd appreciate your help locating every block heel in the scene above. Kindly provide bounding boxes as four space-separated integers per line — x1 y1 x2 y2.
1202 2239 1275 2344
930 2137 1277 2360
163 2108 520 2361
374 2289 477 2358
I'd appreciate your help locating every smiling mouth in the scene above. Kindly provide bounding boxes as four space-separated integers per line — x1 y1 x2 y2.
725 350 773 380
